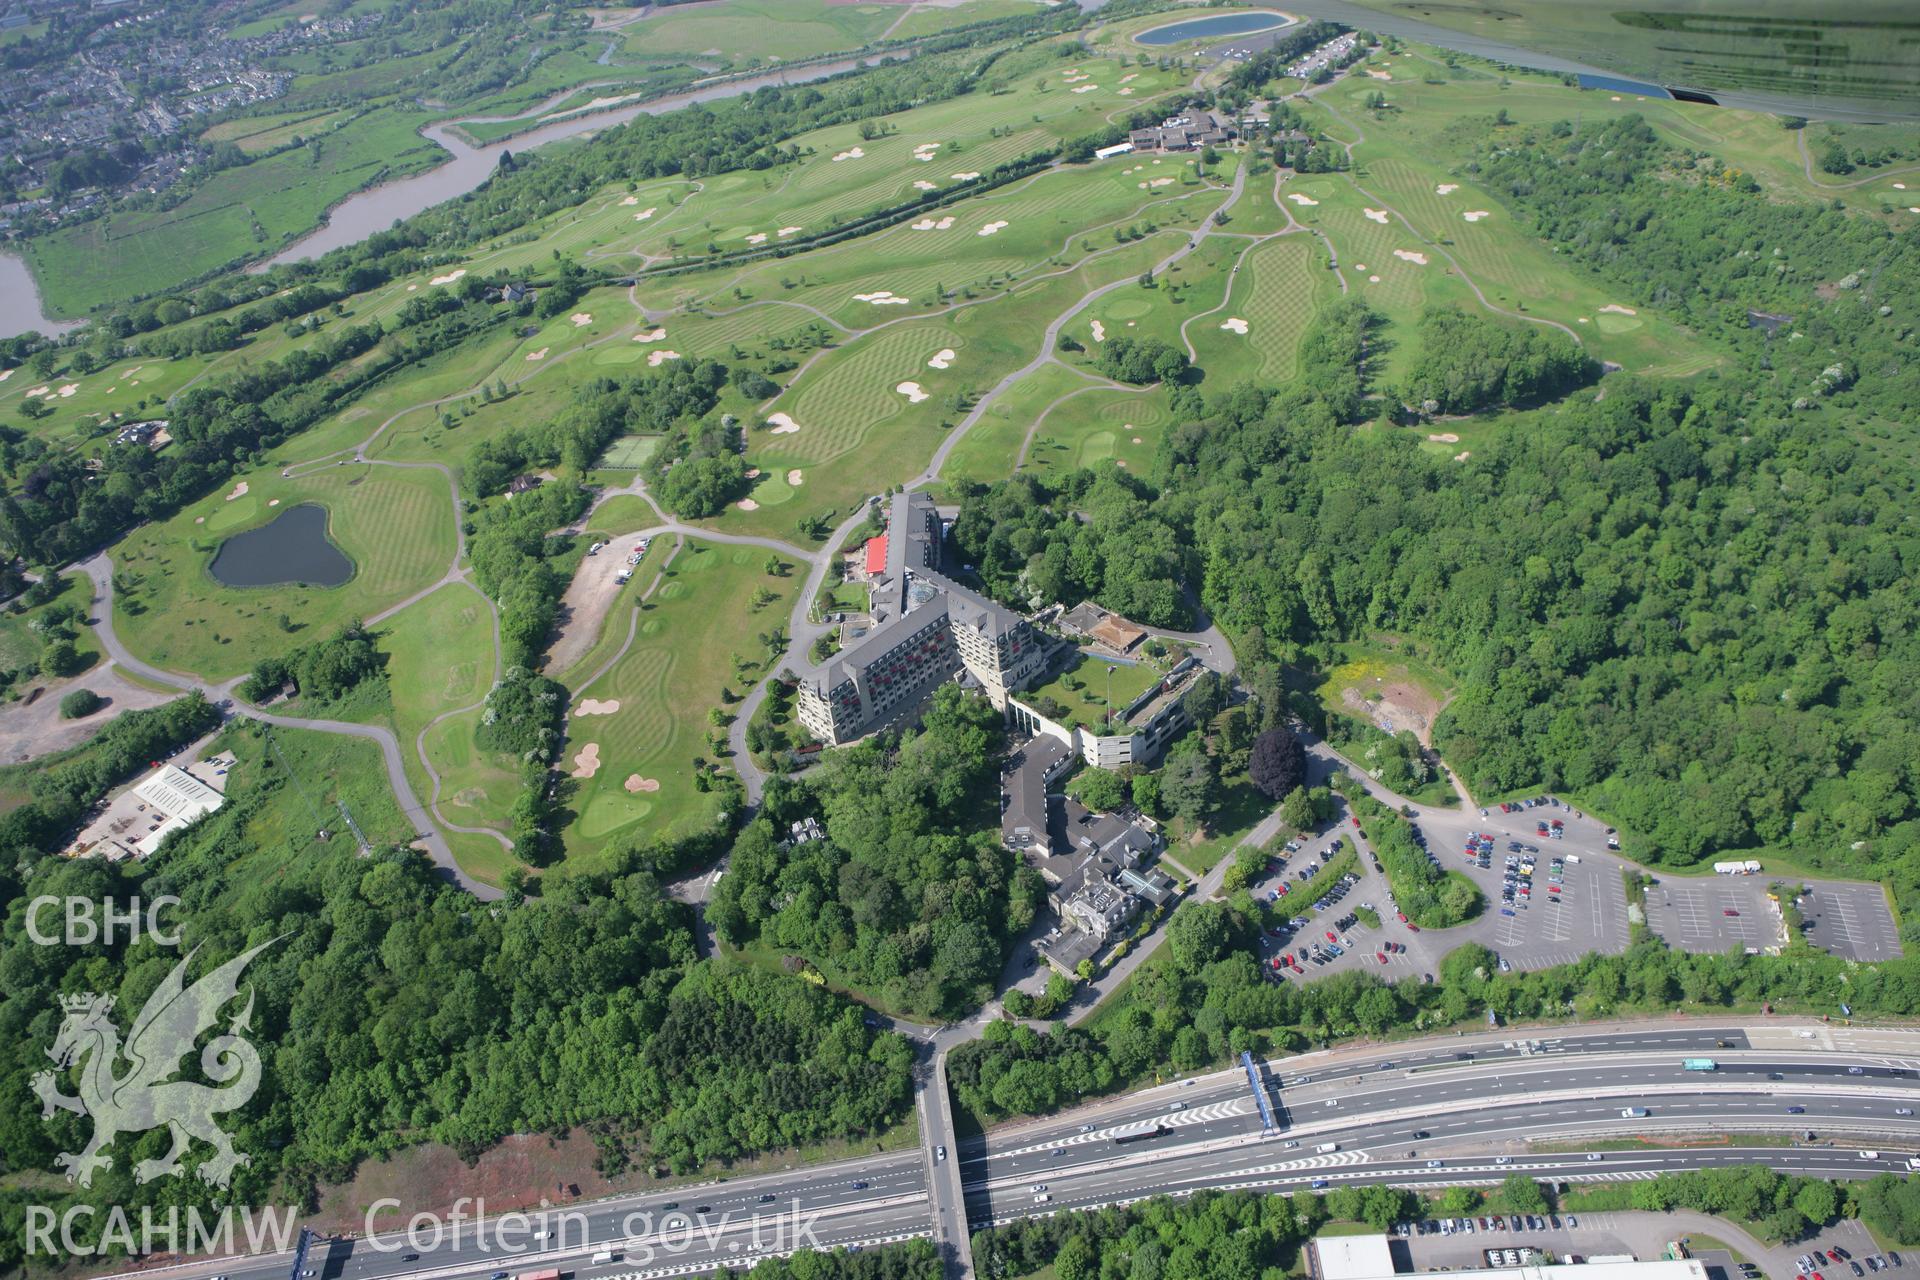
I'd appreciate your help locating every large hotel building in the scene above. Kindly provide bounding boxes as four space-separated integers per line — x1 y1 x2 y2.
795 492 1047 745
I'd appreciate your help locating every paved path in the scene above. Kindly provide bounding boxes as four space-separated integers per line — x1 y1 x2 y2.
72 557 501 900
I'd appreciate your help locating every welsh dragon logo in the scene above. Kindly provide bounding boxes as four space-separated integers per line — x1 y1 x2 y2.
31 939 278 1189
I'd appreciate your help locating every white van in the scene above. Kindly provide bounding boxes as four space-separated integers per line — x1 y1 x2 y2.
1034 1193 1052 1204
1861 1150 1881 1161
1565 854 1582 864
1621 1107 1649 1118
1316 1142 1340 1153
591 1252 618 1265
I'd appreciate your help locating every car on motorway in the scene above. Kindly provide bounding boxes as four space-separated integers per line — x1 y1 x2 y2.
1788 1105 1807 1113
1496 1155 1512 1164
936 1144 947 1159
1030 1184 1048 1193
1311 1179 1330 1189
1586 1152 1603 1161
401 1255 419 1263
491 1271 510 1279
1898 1108 1914 1117
1426 1159 1445 1168
759 1193 776 1203
695 1205 713 1214
1850 1066 1867 1075
850 1181 869 1190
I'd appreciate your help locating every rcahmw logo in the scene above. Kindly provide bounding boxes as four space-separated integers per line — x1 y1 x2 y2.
27 938 290 1257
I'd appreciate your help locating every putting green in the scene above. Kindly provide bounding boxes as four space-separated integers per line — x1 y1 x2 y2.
1105 299 1152 321
206 494 262 533
1078 430 1117 466
1595 311 1644 334
641 618 663 635
751 475 795 504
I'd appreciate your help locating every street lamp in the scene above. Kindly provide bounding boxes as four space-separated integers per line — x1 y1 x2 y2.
1106 664 1116 730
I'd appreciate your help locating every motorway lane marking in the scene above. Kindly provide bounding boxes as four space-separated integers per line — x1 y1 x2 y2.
993 1098 1253 1159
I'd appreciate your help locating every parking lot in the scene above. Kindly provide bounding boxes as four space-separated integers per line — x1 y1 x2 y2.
1799 880 1903 963
1643 877 1785 954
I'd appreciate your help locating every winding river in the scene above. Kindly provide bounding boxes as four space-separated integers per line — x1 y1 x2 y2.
0 50 901 335
264 51 898 266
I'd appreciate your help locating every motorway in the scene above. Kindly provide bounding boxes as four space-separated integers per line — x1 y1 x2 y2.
104 1023 1920 1280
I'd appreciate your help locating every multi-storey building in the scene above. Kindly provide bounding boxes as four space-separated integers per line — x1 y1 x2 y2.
795 492 1046 745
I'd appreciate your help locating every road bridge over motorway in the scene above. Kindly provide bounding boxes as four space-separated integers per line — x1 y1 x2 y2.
102 1021 1920 1280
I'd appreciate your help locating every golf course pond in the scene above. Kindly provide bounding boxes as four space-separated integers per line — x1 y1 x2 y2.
207 503 354 588
1134 10 1290 45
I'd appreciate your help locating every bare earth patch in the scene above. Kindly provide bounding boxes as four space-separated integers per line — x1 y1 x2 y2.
1341 678 1445 745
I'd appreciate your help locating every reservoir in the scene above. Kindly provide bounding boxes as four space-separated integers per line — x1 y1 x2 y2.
1135 10 1292 45
208 504 354 589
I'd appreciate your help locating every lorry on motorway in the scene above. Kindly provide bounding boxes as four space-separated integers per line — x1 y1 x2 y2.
1683 1058 1718 1071
520 1270 562 1280
1111 1120 1167 1145
1316 1142 1340 1153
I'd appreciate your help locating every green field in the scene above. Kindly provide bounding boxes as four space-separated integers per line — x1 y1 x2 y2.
617 0 901 63
562 540 797 862
111 463 455 681
24 105 441 318
1022 649 1167 733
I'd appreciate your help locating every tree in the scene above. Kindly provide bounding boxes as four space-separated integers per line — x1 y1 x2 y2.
1070 767 1128 813
1249 728 1307 800
1160 748 1217 824
1281 785 1316 832
1500 1175 1548 1213
1167 902 1233 972
40 639 85 679
58 688 103 719
1055 1234 1096 1280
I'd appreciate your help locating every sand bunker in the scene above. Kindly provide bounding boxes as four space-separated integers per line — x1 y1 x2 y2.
1368 274 1382 283
1454 450 1472 461
744 467 761 479
526 347 549 361
576 697 621 717
1220 317 1249 334
1132 436 1143 444
1363 208 1390 224
634 327 667 342
928 348 955 369
1138 177 1176 189
624 774 661 793
407 284 418 292
1286 193 1318 206
1118 87 1134 96
225 482 249 501
832 147 865 162
736 498 760 511
913 142 941 161
571 312 594 326
1393 249 1429 265
1090 320 1106 342
268 499 280 507
1463 210 1491 222
195 516 205 524
896 381 930 403
429 268 467 287
746 232 768 244
0 369 11 383
1599 303 1638 316
912 216 957 231
952 171 980 181
57 384 78 397
620 195 639 206
778 226 802 237
787 469 804 485
1436 183 1458 195
1894 182 1906 190
1120 72 1138 84
977 220 1009 236
1073 84 1098 94
23 386 47 397
648 350 681 366
767 412 801 435
1355 263 1367 271
633 207 656 221
1427 432 1460 443
853 291 910 305
1367 69 1392 80
570 743 601 779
